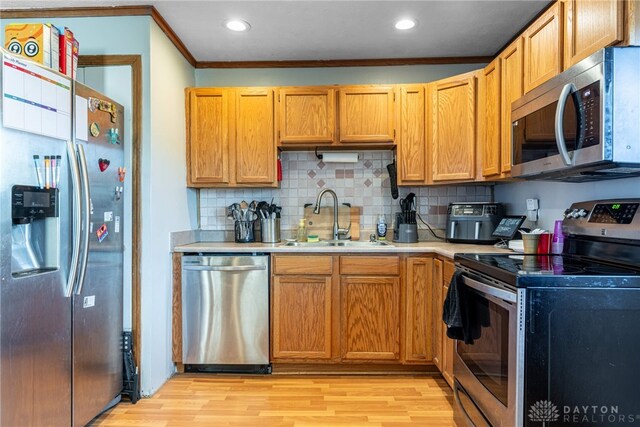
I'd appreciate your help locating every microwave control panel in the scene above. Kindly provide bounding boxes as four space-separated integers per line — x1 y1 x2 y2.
576 81 600 145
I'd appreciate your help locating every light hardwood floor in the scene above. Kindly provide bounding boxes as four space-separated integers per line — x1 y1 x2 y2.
90 374 455 426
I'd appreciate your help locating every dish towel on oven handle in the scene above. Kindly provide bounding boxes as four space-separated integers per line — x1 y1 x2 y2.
443 271 489 345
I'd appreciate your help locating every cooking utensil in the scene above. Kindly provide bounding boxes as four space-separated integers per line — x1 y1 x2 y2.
386 159 399 200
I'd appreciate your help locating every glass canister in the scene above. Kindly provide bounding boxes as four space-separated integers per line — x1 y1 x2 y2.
234 220 255 243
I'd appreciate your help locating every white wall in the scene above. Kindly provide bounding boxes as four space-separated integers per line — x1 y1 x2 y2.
143 21 197 395
494 177 640 230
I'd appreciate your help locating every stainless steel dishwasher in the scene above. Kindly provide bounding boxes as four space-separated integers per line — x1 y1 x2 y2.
181 254 270 372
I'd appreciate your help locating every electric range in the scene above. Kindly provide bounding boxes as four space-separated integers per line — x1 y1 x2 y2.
451 199 640 427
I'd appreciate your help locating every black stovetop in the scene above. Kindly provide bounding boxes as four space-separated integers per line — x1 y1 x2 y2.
455 253 640 288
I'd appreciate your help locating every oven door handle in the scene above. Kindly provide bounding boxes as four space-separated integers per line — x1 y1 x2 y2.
454 382 492 427
462 275 517 303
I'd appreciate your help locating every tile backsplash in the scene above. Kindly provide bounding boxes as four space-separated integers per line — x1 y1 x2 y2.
199 151 493 236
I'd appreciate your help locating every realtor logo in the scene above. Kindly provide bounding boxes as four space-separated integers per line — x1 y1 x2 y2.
529 400 560 426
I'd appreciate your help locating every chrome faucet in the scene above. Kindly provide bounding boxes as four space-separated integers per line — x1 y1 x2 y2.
313 188 350 241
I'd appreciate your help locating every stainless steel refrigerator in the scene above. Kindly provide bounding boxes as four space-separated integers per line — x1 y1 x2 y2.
0 50 124 426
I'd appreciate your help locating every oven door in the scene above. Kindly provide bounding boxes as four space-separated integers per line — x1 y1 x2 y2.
453 273 522 427
511 61 605 179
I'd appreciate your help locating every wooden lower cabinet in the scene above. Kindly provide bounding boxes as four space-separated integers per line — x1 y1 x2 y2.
432 258 444 371
272 275 333 359
441 258 456 388
271 254 437 368
340 276 400 361
404 256 434 363
432 257 456 388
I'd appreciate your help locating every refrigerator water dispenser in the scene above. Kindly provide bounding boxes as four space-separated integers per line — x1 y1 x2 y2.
11 185 60 276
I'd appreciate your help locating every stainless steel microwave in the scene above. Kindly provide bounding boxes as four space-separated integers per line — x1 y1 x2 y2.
511 47 640 182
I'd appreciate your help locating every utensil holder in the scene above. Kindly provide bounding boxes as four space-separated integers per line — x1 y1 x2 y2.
522 233 540 254
260 218 281 243
234 220 255 243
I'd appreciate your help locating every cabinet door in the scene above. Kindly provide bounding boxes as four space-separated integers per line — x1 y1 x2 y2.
338 86 395 143
432 258 444 371
397 85 427 185
523 2 563 93
481 59 501 178
235 88 276 185
564 0 624 68
430 72 477 182
186 88 231 186
442 259 456 388
404 257 433 363
272 276 333 359
278 87 335 144
341 276 400 360
500 38 524 174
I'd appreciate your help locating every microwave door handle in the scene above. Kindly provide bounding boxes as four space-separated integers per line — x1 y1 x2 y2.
555 83 577 166
474 221 481 240
65 141 82 298
450 221 457 239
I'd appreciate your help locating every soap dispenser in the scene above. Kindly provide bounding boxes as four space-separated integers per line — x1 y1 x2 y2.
296 219 307 242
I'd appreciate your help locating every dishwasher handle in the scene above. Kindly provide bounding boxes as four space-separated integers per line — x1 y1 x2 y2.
182 264 267 272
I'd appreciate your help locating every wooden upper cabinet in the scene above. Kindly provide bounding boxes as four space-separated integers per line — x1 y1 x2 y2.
397 85 427 185
481 59 502 178
341 276 400 361
523 2 563 93
338 86 395 143
500 38 524 174
186 88 231 186
564 0 624 68
429 71 478 182
278 87 336 144
235 88 276 185
404 257 433 363
272 275 333 360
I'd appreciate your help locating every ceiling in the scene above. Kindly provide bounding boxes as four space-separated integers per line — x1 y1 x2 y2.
2 1 551 63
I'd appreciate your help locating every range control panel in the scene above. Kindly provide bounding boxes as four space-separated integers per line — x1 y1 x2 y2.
563 199 640 240
589 203 638 224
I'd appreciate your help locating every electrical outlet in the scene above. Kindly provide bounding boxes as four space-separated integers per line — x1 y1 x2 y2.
526 198 539 222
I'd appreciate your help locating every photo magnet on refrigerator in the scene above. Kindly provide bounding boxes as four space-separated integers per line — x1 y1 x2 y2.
96 223 108 242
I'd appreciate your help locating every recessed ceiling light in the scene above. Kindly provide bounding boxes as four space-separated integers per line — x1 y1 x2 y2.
224 20 251 32
395 19 416 30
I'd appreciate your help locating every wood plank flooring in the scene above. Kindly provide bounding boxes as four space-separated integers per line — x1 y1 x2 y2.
90 374 455 426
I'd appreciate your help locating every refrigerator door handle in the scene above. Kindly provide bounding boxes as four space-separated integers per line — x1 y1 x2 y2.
75 143 91 295
65 141 82 298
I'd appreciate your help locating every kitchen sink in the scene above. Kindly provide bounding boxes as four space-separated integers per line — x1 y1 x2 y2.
280 240 394 247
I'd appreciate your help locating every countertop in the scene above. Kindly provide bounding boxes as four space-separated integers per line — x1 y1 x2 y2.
173 240 512 259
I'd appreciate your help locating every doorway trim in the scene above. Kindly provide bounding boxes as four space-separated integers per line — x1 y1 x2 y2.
78 55 142 372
